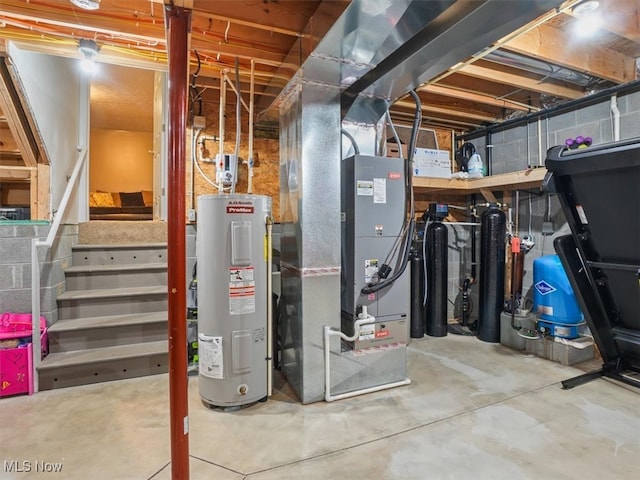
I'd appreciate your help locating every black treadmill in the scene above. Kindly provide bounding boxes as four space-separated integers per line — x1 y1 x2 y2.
545 137 640 389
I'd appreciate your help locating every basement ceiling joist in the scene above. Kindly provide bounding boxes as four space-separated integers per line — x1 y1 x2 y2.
501 23 636 84
0 0 637 134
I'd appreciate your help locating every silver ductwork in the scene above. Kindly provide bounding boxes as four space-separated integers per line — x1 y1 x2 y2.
278 0 563 403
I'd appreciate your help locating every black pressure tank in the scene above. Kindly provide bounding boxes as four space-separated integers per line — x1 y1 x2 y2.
425 221 448 337
410 246 425 338
477 204 506 343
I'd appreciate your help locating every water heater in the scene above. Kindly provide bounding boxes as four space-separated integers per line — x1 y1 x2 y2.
197 194 271 407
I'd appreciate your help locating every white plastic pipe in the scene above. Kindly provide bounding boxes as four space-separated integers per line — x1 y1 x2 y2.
323 307 411 402
537 118 544 167
248 59 255 194
611 94 620 141
218 70 226 193
266 216 273 396
223 75 250 113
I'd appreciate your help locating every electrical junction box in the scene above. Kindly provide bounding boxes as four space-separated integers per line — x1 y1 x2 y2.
193 115 206 130
341 154 409 350
215 153 238 185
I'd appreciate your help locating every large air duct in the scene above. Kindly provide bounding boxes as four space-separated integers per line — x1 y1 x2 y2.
276 0 563 403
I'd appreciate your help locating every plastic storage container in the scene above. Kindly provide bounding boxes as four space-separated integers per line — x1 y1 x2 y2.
532 255 584 338
0 313 48 398
466 153 484 178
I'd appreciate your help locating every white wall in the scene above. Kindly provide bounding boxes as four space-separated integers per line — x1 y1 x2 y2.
8 43 86 223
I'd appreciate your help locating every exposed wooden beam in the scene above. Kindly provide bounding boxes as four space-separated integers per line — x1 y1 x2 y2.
0 58 38 167
163 0 194 8
390 110 480 130
192 10 309 39
459 64 584 99
36 162 50 219
502 23 636 84
418 84 538 112
0 1 164 44
0 165 31 180
395 100 501 124
190 38 286 66
0 121 20 154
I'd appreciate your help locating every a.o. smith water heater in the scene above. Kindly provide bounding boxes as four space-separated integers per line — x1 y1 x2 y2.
197 194 271 407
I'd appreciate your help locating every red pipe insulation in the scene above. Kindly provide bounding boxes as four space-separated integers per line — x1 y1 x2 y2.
165 5 191 479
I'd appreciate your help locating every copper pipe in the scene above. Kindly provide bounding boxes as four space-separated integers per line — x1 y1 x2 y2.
165 5 190 480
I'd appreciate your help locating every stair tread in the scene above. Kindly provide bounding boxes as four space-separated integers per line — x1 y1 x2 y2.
73 243 167 250
57 285 166 301
65 262 167 274
48 312 168 332
39 341 168 369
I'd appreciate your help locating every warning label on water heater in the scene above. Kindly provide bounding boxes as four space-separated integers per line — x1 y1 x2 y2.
198 334 223 379
229 267 256 315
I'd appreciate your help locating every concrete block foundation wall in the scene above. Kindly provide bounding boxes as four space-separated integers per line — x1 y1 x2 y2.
458 89 640 314
0 223 77 325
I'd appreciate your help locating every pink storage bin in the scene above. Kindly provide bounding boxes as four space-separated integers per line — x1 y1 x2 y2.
0 313 48 398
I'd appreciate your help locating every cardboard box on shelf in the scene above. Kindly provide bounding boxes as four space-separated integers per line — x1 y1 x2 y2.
387 143 407 159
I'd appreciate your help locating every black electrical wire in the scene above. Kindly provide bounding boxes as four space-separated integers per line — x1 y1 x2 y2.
341 128 360 155
190 51 203 116
361 90 421 295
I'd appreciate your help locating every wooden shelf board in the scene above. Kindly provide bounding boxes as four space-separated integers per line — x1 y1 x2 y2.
413 167 547 195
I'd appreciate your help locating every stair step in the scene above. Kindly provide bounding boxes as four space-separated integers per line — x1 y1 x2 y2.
38 341 168 390
64 263 167 290
48 312 167 332
57 285 166 301
72 243 167 266
65 262 167 274
47 312 168 353
57 286 167 320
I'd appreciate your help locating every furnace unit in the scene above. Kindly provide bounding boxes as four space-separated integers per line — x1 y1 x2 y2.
341 154 409 350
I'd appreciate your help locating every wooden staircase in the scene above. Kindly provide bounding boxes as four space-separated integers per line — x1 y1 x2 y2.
38 243 169 390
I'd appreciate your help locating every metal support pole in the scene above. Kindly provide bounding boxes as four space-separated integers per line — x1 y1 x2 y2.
165 5 190 479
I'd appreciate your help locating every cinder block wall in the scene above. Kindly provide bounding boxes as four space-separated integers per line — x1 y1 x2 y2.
0 223 77 325
458 89 640 311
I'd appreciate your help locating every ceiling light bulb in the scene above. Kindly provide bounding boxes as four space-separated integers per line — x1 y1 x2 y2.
70 0 100 10
78 39 99 75
78 38 99 58
574 14 602 37
80 57 97 75
572 0 600 16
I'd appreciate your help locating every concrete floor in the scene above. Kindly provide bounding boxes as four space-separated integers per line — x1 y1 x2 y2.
1 334 638 479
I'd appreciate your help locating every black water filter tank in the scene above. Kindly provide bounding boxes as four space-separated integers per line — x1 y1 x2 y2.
410 246 425 338
477 204 506 342
426 221 448 337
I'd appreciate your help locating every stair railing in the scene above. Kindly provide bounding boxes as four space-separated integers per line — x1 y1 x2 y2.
30 148 88 393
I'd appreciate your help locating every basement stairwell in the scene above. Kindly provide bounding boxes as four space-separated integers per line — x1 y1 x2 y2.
38 221 170 390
